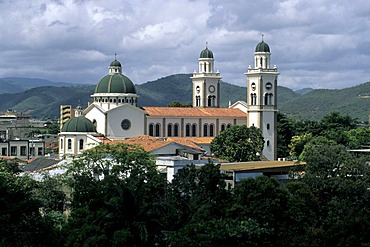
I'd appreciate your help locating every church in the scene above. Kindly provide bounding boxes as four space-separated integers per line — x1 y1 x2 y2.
58 39 279 161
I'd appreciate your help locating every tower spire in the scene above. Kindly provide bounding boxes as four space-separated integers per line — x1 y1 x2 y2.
261 34 264 42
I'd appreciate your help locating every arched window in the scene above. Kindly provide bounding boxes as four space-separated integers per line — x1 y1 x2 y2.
192 124 197 137
210 124 215 137
264 93 269 105
203 124 208 137
155 123 161 137
227 124 231 129
67 139 72 150
186 124 191 137
196 96 201 107
174 124 179 137
251 93 257 105
267 140 270 146
149 123 154 136
221 124 226 132
267 123 270 130
265 93 273 105
60 139 63 150
207 95 216 107
167 124 173 137
79 139 84 150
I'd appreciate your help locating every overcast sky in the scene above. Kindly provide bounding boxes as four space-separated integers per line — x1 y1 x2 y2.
1 0 370 90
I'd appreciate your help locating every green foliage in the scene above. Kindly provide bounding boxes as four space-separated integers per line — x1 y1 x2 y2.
210 125 264 162
0 159 62 246
344 126 370 149
277 112 295 158
166 162 231 229
167 218 272 247
167 101 192 107
288 133 312 159
298 136 337 161
64 143 167 246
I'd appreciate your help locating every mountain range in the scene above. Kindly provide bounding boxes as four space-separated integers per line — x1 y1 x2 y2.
0 75 369 122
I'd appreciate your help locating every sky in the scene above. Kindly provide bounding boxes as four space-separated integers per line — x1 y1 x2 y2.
1 0 370 90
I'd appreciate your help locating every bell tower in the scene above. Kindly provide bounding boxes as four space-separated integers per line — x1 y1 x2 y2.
245 36 279 160
191 43 222 108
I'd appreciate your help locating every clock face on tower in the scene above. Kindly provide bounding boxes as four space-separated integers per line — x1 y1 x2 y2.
208 85 215 93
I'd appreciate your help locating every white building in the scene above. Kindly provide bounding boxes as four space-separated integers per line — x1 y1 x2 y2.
59 39 279 160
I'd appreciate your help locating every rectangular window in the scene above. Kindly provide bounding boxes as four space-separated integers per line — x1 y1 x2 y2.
38 147 43 156
2 147 7 156
10 146 17 156
20 146 27 156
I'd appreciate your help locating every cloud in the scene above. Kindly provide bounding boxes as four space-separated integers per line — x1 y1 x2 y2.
0 0 370 90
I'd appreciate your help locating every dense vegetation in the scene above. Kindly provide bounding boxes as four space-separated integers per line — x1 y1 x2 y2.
1 75 370 121
2 111 370 246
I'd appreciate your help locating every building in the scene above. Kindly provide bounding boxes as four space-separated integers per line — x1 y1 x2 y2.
0 139 45 160
59 39 279 160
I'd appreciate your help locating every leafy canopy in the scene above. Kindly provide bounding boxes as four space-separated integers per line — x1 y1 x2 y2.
210 125 264 162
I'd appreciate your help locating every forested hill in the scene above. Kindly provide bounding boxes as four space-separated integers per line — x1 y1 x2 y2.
0 74 369 122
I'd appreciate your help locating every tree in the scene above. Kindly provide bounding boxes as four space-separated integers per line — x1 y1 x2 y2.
210 125 264 162
165 162 231 229
291 142 370 245
0 159 62 246
298 136 337 161
344 126 370 149
277 112 295 158
167 101 192 107
288 133 312 160
64 143 168 247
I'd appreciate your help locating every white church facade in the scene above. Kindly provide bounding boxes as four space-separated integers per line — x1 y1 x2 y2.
59 39 278 160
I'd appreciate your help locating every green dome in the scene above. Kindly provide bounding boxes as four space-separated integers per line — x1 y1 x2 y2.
200 47 214 59
110 59 121 67
61 116 96 133
255 41 270 52
95 73 136 94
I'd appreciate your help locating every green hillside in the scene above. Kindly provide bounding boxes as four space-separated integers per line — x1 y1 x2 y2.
0 74 369 122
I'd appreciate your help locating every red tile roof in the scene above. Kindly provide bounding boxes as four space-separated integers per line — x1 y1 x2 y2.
103 135 204 153
144 107 247 118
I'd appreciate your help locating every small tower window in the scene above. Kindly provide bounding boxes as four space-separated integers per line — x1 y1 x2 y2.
267 123 270 130
196 96 201 107
79 139 84 150
67 139 72 150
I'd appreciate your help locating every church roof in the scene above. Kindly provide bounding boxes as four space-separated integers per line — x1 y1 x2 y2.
144 107 247 118
61 116 96 133
200 47 214 59
167 137 214 144
95 73 136 94
255 41 270 53
103 135 205 153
